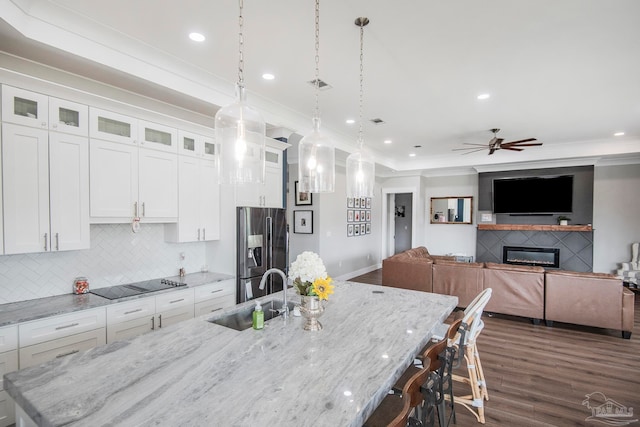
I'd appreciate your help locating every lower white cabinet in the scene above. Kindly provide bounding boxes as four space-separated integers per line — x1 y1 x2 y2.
19 329 106 369
106 289 194 344
0 325 18 427
0 390 15 427
194 279 235 317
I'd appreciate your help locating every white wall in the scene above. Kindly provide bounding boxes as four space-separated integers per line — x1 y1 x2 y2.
593 163 640 273
422 174 478 257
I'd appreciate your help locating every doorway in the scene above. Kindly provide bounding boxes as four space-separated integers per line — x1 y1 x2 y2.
393 193 413 254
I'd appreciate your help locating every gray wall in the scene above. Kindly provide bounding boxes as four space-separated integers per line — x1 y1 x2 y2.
478 166 594 225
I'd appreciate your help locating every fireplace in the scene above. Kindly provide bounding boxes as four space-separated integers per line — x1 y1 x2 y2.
503 246 560 268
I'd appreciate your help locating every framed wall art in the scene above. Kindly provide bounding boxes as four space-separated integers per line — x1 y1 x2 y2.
293 210 313 234
295 181 312 206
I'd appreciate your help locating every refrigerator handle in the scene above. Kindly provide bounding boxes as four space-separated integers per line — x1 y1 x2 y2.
266 216 273 270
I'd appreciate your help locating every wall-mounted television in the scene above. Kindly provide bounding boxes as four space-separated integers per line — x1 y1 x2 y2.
492 175 573 214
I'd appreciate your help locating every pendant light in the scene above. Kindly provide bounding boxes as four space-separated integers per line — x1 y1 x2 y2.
297 0 335 193
215 0 266 184
346 17 375 199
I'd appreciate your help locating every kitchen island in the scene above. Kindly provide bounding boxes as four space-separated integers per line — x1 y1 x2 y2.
4 281 457 426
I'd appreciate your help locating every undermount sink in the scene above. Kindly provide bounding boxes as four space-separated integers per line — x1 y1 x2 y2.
208 300 296 331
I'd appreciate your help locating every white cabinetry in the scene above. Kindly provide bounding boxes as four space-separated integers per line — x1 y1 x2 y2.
1 85 48 129
0 326 18 427
1 123 89 254
18 308 106 369
194 279 236 317
235 142 287 208
89 108 178 223
165 156 220 242
106 289 194 344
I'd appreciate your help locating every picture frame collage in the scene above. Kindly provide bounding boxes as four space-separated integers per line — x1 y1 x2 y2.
346 197 372 237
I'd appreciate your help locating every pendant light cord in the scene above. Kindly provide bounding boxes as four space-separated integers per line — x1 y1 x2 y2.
238 0 244 88
357 20 366 150
313 0 321 119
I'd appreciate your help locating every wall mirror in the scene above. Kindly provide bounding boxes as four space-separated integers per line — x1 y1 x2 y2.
430 196 473 224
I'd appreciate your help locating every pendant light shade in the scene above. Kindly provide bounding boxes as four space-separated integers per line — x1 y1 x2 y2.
215 0 265 185
298 117 335 193
346 145 375 198
298 0 335 193
346 17 375 199
215 84 266 184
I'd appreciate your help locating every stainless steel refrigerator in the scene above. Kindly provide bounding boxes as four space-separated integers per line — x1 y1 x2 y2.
236 207 288 304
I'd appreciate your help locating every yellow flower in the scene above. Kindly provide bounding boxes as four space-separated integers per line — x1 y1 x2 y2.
312 276 334 300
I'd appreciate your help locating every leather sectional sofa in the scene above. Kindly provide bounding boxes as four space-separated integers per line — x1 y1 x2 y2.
382 247 634 338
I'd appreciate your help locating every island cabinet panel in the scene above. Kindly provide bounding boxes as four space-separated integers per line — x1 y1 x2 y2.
0 326 17 354
194 279 235 317
0 390 15 427
19 328 106 369
18 307 106 348
0 327 18 427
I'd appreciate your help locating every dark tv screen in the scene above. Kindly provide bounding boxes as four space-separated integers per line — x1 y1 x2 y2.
493 175 573 214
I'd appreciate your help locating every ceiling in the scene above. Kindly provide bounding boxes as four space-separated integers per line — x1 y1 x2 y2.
1 0 639 176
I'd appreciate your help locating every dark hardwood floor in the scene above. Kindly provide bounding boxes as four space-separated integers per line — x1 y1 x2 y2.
349 269 640 426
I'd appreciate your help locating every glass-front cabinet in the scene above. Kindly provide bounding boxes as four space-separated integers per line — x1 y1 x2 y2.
49 97 88 136
138 120 178 153
178 130 216 160
1 85 48 129
89 107 138 145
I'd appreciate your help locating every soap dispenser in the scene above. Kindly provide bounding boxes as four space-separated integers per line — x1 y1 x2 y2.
252 301 264 330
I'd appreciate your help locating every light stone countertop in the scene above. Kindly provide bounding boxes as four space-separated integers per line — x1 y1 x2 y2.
0 271 234 327
4 281 457 427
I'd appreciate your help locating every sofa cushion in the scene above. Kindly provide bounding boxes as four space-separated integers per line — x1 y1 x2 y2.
432 260 484 307
483 264 545 319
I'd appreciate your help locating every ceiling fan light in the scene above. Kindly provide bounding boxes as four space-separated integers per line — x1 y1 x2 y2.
298 117 335 193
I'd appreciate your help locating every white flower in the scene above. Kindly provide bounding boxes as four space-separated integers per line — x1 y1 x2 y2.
288 251 328 284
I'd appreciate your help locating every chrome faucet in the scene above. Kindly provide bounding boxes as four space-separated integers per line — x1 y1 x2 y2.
258 268 289 319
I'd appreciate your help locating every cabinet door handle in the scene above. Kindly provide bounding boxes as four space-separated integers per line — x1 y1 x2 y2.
55 322 79 330
197 228 201 241
158 314 162 328
55 233 60 251
169 298 185 304
142 202 146 217
56 349 79 359
210 308 223 313
134 202 139 217
124 308 143 315
210 289 223 294
44 233 48 251
203 228 206 240
41 121 47 128
151 316 155 330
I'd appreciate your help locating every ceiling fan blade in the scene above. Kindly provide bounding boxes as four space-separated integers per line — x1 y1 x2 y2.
462 143 492 147
501 147 524 151
502 142 543 148
452 146 487 152
461 147 491 155
504 138 537 145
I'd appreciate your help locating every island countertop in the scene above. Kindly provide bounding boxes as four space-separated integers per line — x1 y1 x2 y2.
4 281 457 427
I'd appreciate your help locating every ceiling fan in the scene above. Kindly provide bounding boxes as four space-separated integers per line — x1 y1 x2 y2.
454 129 542 155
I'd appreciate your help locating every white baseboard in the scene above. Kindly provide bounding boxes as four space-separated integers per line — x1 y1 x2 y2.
336 263 382 281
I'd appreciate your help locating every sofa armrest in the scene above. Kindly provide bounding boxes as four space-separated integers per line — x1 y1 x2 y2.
622 288 635 334
382 258 433 292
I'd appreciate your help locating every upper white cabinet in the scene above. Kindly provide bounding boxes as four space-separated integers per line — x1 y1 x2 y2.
139 120 178 153
89 108 137 145
1 123 89 254
1 85 88 136
235 142 286 208
89 110 178 223
1 85 48 129
178 130 216 160
165 156 220 242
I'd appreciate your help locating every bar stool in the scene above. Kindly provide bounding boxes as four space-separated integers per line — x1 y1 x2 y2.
363 361 432 427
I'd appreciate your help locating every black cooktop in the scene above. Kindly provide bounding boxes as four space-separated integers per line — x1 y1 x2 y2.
90 278 187 300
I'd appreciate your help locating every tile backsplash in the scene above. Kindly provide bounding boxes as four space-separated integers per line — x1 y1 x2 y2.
0 224 206 305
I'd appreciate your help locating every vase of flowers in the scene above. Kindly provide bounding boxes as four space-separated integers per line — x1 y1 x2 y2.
288 251 334 331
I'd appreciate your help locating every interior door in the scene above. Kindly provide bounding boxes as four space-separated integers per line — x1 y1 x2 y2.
394 193 413 254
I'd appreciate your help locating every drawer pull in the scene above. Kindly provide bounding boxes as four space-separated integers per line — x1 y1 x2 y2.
56 349 79 358
169 298 185 304
211 308 223 313
210 289 223 294
124 308 143 315
158 314 162 328
151 316 155 330
55 322 79 330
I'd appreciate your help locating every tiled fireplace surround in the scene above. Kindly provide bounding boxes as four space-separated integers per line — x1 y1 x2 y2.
476 225 594 272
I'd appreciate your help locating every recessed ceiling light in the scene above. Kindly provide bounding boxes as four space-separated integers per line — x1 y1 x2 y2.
409 153 416 157
189 32 205 42
614 132 625 136
477 93 491 100
346 119 355 124
384 139 392 144
262 73 275 80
